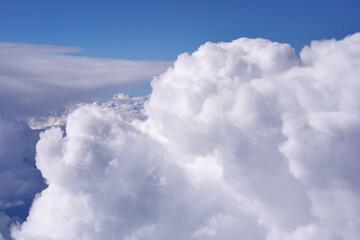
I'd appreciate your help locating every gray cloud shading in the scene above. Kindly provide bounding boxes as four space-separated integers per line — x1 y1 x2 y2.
0 115 46 240
0 42 171 116
11 33 360 239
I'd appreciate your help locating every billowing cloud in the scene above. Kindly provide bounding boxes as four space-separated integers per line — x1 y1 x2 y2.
0 93 150 239
11 33 360 239
0 42 171 116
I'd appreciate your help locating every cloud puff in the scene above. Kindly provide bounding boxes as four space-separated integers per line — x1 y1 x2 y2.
0 42 171 116
11 33 360 239
14 106 260 240
0 94 149 239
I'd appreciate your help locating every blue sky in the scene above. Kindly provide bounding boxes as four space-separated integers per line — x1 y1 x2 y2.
1 0 359 60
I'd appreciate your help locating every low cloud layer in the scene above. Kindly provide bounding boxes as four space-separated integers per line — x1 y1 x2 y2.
0 43 171 116
10 33 360 239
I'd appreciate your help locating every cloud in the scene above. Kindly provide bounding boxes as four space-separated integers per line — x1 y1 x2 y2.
13 106 248 240
0 42 171 116
11 33 360 239
0 115 46 239
0 93 149 239
27 93 149 130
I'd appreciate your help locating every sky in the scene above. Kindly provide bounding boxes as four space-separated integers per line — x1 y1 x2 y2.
1 0 359 60
1 1 360 240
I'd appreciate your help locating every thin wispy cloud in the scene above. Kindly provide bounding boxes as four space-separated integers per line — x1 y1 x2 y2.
0 42 171 116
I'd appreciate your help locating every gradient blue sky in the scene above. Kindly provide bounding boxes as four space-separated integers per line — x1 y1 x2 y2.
1 0 359 61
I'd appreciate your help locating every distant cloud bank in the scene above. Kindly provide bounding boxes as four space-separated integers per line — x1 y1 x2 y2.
0 42 171 116
26 93 149 130
3 33 360 239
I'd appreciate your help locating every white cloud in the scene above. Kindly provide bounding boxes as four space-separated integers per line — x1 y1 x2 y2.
11 33 360 239
0 93 149 239
0 42 171 116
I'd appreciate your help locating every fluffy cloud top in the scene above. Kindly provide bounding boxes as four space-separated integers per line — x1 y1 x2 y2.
11 33 360 240
0 43 171 116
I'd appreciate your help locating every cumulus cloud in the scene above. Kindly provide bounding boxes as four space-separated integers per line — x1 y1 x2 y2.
11 33 360 239
0 42 170 116
0 93 149 239
13 106 248 240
